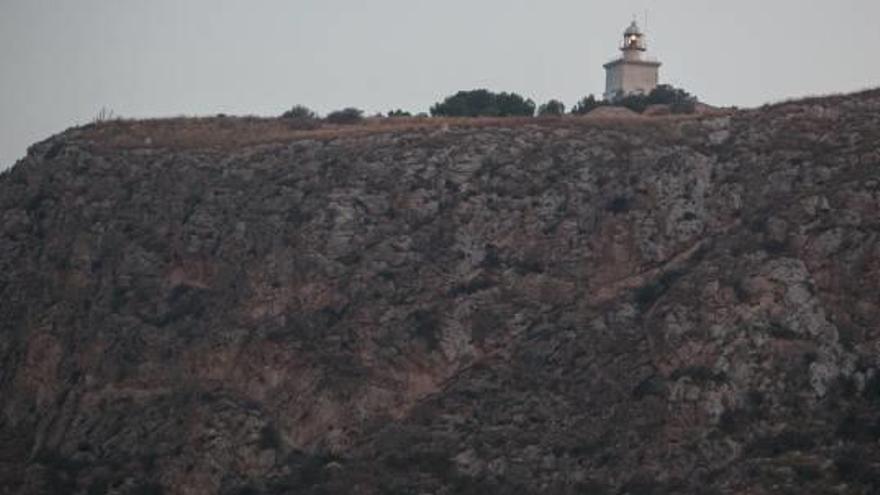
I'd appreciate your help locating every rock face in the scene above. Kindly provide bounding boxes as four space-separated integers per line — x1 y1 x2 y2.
1 90 880 494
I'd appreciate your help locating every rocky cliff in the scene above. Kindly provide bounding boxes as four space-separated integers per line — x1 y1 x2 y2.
1 90 880 495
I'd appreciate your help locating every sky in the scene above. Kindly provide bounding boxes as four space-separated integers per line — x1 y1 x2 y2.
1 0 879 170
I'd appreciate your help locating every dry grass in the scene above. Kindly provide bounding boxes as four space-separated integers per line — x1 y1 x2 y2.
759 86 880 111
73 87 879 153
79 112 707 152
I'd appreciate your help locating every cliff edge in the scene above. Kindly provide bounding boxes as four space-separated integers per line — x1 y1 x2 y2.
2 90 880 494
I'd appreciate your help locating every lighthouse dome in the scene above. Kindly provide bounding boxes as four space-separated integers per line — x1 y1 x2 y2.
624 21 641 36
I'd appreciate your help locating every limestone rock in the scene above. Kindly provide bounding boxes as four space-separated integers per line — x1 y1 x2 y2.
2 88 880 494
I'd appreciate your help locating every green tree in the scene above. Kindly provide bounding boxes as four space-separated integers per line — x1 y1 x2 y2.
495 92 536 116
281 105 317 120
645 84 698 113
325 107 364 124
582 85 699 115
387 109 412 117
538 99 566 116
430 89 535 117
571 95 605 115
617 93 650 113
616 85 698 114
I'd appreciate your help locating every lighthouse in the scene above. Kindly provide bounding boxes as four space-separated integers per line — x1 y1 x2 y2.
603 20 662 101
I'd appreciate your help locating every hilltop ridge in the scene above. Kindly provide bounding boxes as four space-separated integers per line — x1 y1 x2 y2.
1 88 880 494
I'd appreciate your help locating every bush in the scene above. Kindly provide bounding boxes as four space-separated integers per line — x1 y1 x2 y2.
671 99 697 114
387 109 412 117
495 92 536 116
588 85 698 115
281 105 317 120
834 448 880 487
258 424 283 450
605 195 631 213
325 107 364 124
746 430 815 457
647 84 697 113
430 89 536 117
617 93 651 113
635 269 685 309
93 107 117 124
408 309 441 350
618 85 698 114
538 99 566 116
571 94 606 115
131 482 165 495
669 366 728 384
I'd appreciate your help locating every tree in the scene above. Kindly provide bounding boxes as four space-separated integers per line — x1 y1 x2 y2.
617 93 651 113
577 85 699 115
387 109 412 117
618 85 700 114
538 100 566 116
281 105 317 120
325 108 364 124
495 92 536 117
617 85 698 114
431 89 494 117
647 84 694 104
571 95 605 115
645 84 698 114
430 89 536 117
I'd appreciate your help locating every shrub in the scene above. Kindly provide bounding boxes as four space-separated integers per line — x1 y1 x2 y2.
448 276 495 297
430 89 536 117
746 430 815 457
605 195 631 213
387 109 412 117
864 373 880 403
835 412 880 442
635 269 685 308
325 107 364 124
93 107 117 124
131 482 165 495
767 322 800 340
619 476 670 495
592 85 699 115
632 375 667 399
571 94 606 115
538 99 566 116
258 424 283 450
671 98 697 114
281 105 317 120
647 84 698 114
669 366 728 384
617 93 651 113
383 450 453 477
646 85 698 113
834 448 880 486
471 308 502 343
495 92 536 116
408 309 441 350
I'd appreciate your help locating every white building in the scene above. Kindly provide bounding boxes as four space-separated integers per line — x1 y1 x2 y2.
603 21 661 101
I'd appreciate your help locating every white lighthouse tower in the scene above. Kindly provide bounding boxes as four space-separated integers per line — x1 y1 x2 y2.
603 20 661 101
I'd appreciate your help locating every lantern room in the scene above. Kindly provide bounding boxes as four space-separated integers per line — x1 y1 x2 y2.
623 21 647 52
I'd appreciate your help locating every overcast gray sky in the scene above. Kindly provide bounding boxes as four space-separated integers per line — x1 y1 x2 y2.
2 0 879 169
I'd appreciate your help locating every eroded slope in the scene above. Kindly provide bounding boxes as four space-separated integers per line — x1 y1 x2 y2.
1 90 880 494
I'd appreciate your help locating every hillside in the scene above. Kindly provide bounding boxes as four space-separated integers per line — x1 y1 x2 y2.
1 89 880 495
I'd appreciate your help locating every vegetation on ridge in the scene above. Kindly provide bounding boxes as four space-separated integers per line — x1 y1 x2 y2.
573 85 699 115
430 89 537 117
275 86 698 125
